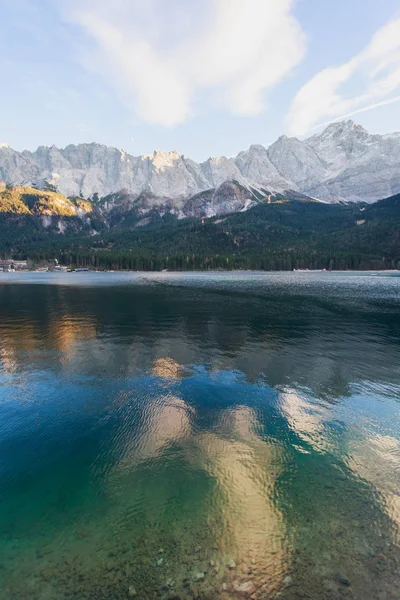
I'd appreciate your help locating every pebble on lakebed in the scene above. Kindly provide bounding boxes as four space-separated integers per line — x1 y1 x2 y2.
337 572 351 586
233 580 256 597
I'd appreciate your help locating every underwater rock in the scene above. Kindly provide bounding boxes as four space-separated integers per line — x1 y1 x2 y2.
41 568 54 581
157 557 164 566
242 564 252 574
235 580 256 597
128 585 137 596
227 559 236 569
283 575 293 586
125 564 134 576
195 572 205 581
337 572 351 587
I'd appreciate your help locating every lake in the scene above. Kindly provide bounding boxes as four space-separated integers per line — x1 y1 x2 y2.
0 271 399 600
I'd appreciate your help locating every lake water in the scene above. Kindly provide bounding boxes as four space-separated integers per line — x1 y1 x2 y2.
0 271 399 600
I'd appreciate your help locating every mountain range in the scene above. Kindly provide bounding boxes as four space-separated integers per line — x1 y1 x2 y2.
1 120 400 221
1 119 400 272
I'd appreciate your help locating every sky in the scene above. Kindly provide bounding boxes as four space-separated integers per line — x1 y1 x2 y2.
1 0 400 160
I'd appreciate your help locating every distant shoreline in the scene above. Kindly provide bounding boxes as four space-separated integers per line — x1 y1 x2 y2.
1 269 400 275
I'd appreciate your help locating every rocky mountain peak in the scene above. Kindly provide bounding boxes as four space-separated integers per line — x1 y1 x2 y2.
149 149 182 169
247 144 268 153
309 120 368 142
151 149 181 158
274 134 292 143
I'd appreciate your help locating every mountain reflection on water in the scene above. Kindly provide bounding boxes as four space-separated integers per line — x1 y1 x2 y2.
0 272 399 600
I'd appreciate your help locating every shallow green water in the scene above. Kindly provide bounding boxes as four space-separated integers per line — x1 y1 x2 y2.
0 271 399 600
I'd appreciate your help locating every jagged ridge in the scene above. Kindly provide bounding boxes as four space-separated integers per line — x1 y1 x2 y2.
0 121 399 212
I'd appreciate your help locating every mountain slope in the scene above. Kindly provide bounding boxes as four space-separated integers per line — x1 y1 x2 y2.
97 195 399 258
0 184 89 216
90 193 400 270
2 188 400 272
0 185 106 250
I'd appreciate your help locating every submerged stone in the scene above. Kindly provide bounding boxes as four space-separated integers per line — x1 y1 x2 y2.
41 569 54 581
235 580 256 596
337 572 351 587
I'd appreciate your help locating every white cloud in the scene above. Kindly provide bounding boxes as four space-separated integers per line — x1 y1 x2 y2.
63 0 306 127
286 16 400 136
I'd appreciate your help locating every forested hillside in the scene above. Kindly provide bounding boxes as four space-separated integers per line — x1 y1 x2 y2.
1 185 400 271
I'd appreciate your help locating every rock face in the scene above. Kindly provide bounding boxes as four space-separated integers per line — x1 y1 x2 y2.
305 122 400 202
1 121 399 216
235 144 291 191
267 135 326 189
268 121 400 202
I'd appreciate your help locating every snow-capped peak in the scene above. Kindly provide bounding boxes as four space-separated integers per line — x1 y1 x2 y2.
309 120 368 141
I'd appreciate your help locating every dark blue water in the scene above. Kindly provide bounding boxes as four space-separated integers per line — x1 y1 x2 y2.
0 271 399 599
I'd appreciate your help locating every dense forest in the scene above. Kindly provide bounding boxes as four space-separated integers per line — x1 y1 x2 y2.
1 184 400 271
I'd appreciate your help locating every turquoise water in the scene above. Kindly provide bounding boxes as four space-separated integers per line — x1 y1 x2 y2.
0 271 399 599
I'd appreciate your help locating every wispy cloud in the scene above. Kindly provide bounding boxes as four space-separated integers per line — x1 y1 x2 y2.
62 0 306 127
286 16 400 136
309 95 400 133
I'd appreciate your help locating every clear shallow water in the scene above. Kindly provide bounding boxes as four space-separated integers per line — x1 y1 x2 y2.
0 271 399 600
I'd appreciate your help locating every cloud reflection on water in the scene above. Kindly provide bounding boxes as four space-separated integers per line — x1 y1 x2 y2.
109 373 290 593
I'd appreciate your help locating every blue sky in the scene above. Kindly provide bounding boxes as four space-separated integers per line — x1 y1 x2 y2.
1 0 400 160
